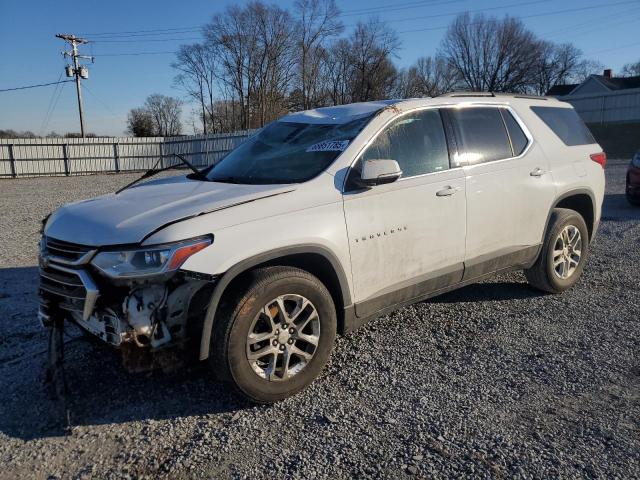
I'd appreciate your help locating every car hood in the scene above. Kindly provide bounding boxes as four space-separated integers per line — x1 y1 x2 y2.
44 175 294 246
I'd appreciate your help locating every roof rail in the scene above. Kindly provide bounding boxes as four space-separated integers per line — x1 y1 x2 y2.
438 91 495 97
512 94 548 100
438 91 549 100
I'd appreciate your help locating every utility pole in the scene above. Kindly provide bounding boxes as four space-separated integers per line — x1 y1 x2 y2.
56 34 94 137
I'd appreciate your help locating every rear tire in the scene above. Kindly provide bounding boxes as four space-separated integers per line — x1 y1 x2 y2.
211 266 336 403
525 208 589 293
626 192 640 206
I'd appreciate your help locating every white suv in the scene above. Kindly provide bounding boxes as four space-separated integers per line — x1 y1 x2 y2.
39 94 605 402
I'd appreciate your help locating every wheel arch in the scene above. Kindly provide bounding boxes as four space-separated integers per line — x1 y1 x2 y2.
197 245 352 360
550 189 596 241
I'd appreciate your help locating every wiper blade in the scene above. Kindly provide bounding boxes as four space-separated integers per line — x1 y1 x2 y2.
173 153 207 179
210 176 241 184
115 154 208 194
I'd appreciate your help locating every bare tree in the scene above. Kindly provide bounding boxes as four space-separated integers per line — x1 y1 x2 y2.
204 1 297 129
442 13 544 93
294 0 343 109
126 108 155 137
397 56 460 98
204 6 252 130
530 42 587 96
143 94 183 136
170 5 606 131
172 43 218 134
621 60 640 77
326 38 353 105
349 18 401 102
574 59 605 83
249 2 297 126
0 129 37 139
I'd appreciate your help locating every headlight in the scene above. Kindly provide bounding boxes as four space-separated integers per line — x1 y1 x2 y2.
632 152 640 168
91 236 212 278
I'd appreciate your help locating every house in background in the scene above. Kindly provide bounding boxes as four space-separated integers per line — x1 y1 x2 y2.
546 70 640 158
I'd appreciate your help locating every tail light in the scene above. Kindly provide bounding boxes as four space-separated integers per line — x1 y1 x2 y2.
590 152 607 168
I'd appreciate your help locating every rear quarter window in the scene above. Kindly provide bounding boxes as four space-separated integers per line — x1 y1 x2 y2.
530 106 595 146
500 109 529 156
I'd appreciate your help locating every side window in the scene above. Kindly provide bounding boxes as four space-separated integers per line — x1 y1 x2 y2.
361 109 449 178
449 107 512 164
501 109 529 156
530 106 595 146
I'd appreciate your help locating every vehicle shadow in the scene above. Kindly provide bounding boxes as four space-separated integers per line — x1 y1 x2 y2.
0 266 249 441
427 280 543 304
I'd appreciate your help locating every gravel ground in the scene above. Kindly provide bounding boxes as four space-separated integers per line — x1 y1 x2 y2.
0 162 638 479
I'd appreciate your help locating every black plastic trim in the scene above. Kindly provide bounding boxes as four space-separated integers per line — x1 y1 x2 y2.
343 245 540 334
197 244 352 360
546 188 597 242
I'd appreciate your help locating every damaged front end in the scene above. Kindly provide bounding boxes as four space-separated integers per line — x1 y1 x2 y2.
38 235 215 371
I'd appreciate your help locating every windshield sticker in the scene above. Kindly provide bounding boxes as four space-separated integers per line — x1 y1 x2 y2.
306 140 350 153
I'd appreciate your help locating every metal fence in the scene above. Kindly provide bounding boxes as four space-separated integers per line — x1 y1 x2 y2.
0 131 252 178
561 88 640 124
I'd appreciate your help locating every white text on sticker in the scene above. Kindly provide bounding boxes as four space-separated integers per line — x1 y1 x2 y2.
306 140 350 152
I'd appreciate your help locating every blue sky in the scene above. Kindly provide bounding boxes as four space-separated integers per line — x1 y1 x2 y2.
1 0 639 136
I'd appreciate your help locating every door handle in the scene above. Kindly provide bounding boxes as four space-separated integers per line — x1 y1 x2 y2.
436 185 460 197
530 167 546 177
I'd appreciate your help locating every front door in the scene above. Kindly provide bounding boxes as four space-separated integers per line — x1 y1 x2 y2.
342 108 467 317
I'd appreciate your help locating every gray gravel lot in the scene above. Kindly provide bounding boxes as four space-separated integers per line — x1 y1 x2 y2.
0 162 638 479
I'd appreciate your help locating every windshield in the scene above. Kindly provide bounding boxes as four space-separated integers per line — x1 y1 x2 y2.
207 115 374 184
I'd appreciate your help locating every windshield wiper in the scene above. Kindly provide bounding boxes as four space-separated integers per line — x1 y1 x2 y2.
210 176 242 184
115 153 208 194
173 153 208 179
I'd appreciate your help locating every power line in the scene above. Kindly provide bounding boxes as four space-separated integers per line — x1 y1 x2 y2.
96 50 178 57
86 0 554 46
91 37 202 44
79 1 464 37
541 5 640 38
78 29 202 39
40 72 65 132
0 79 73 93
82 83 119 116
41 80 67 135
340 0 467 17
77 0 637 40
586 40 640 56
88 0 640 56
79 26 202 37
341 0 465 15
396 0 638 33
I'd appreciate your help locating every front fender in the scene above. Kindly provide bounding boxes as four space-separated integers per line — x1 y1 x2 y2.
193 244 352 361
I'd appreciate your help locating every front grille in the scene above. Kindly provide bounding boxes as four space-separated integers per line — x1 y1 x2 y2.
40 265 87 302
38 262 99 320
44 237 93 263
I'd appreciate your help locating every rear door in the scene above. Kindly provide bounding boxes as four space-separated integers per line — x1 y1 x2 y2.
446 105 557 279
342 108 466 316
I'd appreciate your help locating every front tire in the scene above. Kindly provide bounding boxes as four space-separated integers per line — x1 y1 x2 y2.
525 208 589 293
212 266 336 403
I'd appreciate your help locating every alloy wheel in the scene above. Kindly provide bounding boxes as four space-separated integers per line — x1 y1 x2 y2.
552 225 582 279
246 294 320 381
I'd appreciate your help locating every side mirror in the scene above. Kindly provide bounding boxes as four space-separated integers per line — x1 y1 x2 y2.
359 159 402 186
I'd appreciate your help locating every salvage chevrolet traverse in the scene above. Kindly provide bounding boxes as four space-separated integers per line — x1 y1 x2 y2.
39 94 605 402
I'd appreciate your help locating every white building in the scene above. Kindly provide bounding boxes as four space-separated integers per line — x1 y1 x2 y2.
547 69 640 125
